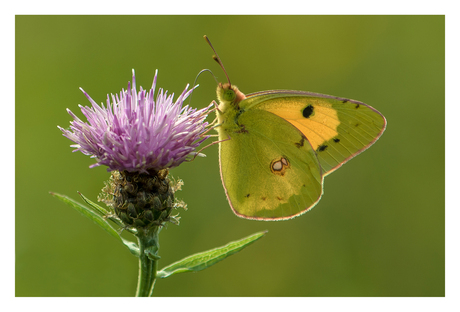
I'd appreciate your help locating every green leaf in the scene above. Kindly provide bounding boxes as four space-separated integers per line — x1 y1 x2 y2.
157 231 267 279
50 192 139 257
120 239 140 257
145 245 161 261
78 192 126 229
78 192 109 215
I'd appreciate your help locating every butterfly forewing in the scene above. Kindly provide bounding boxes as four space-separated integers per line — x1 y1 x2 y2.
242 91 386 176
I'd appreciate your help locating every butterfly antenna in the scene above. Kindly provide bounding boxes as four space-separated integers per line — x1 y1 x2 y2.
204 35 231 86
187 69 219 105
194 69 219 85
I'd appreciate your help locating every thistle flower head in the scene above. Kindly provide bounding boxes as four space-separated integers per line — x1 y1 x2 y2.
59 70 212 173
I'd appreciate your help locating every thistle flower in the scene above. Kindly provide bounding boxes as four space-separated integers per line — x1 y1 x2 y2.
59 70 212 229
59 69 212 173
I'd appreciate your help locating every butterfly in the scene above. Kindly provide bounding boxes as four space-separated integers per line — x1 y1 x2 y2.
205 36 387 221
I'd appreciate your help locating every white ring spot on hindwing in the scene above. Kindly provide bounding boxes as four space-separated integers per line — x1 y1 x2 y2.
270 156 291 176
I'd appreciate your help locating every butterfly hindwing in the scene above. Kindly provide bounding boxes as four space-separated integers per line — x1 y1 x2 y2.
218 108 323 220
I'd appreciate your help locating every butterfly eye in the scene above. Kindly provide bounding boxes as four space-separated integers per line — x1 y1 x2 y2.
223 89 236 102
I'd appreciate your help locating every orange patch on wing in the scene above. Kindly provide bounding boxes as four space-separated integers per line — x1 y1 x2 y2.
260 100 340 150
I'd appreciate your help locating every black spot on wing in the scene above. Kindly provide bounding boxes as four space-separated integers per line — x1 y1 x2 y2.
295 136 305 148
302 104 314 118
236 124 248 133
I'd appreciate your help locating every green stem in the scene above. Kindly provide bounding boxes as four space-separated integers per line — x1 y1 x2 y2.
135 226 161 297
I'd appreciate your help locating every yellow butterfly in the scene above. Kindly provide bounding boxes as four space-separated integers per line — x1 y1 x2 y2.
205 36 387 221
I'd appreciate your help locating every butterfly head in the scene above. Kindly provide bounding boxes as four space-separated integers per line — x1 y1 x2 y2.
217 82 246 107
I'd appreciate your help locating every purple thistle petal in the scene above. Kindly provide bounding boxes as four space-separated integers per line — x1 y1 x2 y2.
59 70 212 173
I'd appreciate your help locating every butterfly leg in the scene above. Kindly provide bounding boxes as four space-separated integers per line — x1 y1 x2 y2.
201 116 219 136
187 136 231 162
212 100 222 112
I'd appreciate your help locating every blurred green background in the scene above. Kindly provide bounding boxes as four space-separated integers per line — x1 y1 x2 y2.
15 16 444 296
